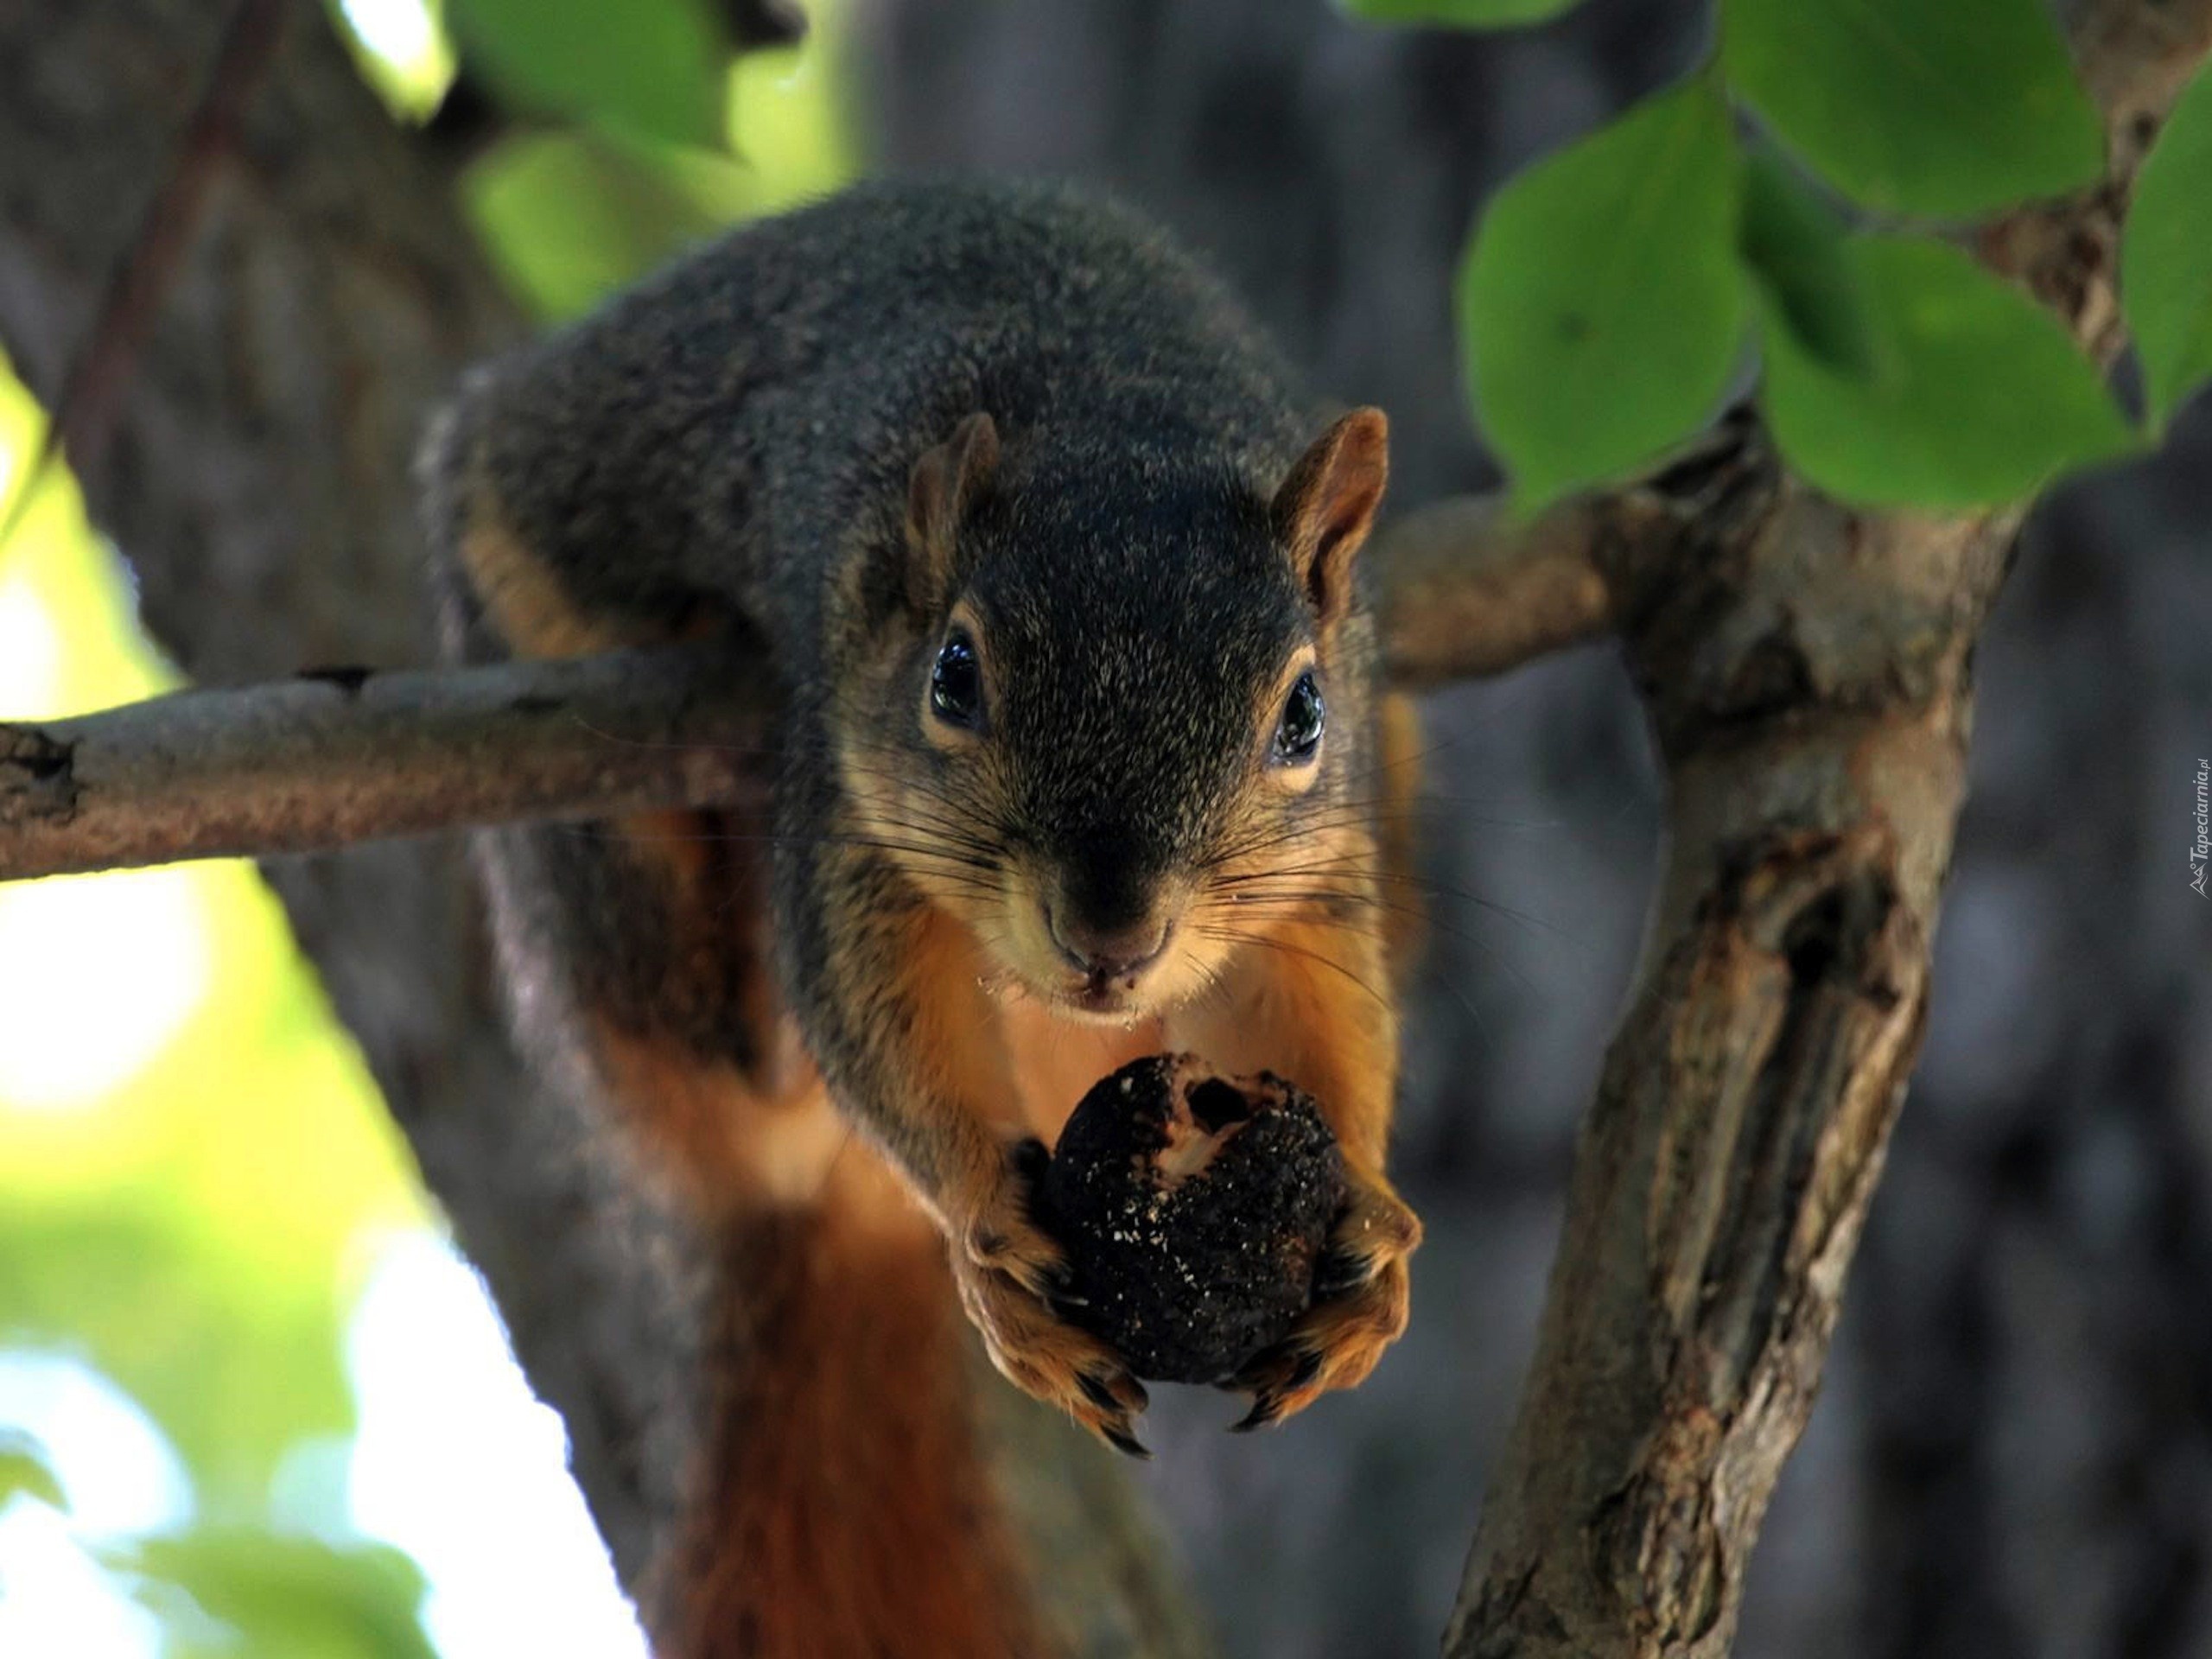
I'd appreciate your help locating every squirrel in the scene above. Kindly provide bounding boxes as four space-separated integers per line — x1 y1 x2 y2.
420 176 1426 1658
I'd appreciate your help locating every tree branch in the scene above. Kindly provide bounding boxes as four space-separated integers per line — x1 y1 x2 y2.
0 480 1695 882
1 644 771 881
1370 493 1618 687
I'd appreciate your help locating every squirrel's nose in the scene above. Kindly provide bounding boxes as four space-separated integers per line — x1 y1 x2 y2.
1047 910 1171 981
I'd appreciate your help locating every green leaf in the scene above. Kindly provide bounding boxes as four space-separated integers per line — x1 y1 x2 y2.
2123 61 2212 427
1761 234 2138 505
0 1206 358 1509
447 0 728 150
117 1531 435 1659
1721 0 2104 217
464 133 746 321
1337 0 1589 26
1459 75 1747 510
0 1432 66 1513
1738 149 1875 375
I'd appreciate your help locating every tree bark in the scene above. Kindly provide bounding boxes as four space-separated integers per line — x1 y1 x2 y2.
0 644 770 880
1442 433 1999 1659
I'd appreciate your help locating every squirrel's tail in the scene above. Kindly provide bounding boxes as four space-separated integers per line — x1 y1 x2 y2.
660 1127 1046 1659
423 420 1053 1658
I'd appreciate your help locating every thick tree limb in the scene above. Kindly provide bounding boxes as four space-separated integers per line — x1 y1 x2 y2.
1442 5 2212 1656
1442 429 2002 1659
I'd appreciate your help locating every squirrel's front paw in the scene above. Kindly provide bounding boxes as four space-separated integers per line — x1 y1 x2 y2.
951 1138 1152 1457
1228 1166 1421 1431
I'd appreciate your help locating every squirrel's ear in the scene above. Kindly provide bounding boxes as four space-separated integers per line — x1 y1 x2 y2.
905 411 1000 615
1273 407 1389 628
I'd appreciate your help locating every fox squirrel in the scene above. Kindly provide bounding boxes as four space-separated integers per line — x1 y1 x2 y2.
421 177 1425 1657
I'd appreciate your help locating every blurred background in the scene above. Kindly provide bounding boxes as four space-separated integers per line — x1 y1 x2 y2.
1 1 2208 1656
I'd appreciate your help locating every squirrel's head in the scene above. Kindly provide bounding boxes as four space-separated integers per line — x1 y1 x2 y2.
840 406 1389 1024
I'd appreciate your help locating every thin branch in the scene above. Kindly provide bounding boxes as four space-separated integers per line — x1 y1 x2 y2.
1371 416 1764 687
0 0 287 553
1 641 772 881
1370 493 1619 687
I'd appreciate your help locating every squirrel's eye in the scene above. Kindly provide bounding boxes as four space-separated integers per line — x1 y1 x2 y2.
930 631 983 727
1272 671 1325 765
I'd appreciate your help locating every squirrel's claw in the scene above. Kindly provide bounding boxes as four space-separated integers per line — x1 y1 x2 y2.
952 1141 1152 1450
1228 1349 1322 1433
960 1255 1151 1449
1311 1243 1372 1300
1098 1422 1152 1460
1225 1174 1420 1431
1077 1369 1149 1417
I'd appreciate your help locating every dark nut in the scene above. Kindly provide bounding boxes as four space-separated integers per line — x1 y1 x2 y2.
1039 1053 1345 1385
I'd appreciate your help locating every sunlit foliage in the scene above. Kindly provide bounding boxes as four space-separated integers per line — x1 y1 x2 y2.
0 1 858 1651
